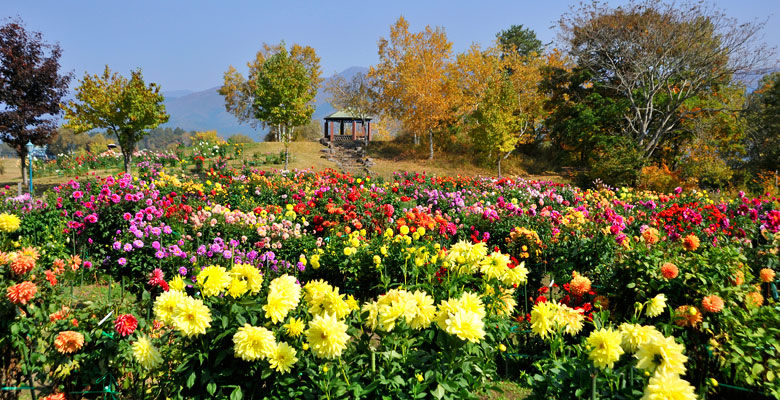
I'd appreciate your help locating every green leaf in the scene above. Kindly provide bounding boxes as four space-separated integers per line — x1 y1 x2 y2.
230 386 243 400
207 382 217 396
186 371 196 388
431 384 445 399
751 363 765 377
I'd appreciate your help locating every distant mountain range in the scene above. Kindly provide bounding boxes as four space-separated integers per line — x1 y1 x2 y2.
161 66 369 141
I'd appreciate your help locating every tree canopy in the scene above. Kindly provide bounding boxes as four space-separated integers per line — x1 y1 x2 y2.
0 19 71 184
251 45 319 169
62 66 169 174
370 16 455 160
559 0 768 161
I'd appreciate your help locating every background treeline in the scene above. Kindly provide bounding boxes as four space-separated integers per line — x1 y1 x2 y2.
325 1 778 194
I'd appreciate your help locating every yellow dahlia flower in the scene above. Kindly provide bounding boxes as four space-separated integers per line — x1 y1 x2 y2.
635 335 688 376
409 290 436 330
169 276 186 292
619 323 662 353
172 296 212 337
502 262 529 286
132 336 163 370
232 324 276 361
458 291 486 319
640 371 697 400
646 294 667 317
230 263 263 294
263 274 301 324
197 265 231 297
306 313 350 359
445 308 485 343
480 251 510 281
227 278 249 298
0 213 21 233
283 317 305 338
586 328 625 369
362 301 379 331
269 342 298 374
530 301 558 339
153 289 187 325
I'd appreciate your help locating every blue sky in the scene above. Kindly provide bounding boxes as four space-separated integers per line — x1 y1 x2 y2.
6 0 780 92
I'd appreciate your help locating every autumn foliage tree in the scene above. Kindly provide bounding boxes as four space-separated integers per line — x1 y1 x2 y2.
62 66 169 174
450 42 562 176
0 20 71 184
370 16 455 160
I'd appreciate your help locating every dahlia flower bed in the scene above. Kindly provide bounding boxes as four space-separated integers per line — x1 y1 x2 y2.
0 168 777 399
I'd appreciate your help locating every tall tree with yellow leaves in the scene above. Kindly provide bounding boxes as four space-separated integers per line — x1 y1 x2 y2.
450 43 563 175
370 16 455 160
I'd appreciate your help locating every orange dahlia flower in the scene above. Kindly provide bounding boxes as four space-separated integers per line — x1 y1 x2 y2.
6 281 37 305
759 268 775 283
674 305 702 327
660 263 679 279
701 295 724 313
682 234 700 251
10 255 35 275
569 272 592 296
54 331 84 354
746 292 764 308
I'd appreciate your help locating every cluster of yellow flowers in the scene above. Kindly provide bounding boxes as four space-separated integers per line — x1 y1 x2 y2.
264 275 301 324
154 290 212 337
585 324 695 400
444 240 529 286
304 279 358 319
362 288 436 332
232 324 298 372
561 209 587 228
529 301 585 339
435 292 486 343
196 264 264 298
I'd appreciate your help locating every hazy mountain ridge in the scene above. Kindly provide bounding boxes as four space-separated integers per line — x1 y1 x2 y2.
161 66 369 140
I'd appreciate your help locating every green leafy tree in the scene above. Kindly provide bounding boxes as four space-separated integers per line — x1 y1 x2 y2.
746 72 780 173
470 75 520 177
253 46 317 169
559 0 769 161
496 24 543 58
219 43 321 137
62 66 169 174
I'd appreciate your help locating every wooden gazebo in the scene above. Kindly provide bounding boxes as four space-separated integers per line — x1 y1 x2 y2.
323 110 373 143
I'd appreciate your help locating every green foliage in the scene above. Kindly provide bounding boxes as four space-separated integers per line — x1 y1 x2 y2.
587 137 645 187
746 72 780 173
253 45 318 169
496 25 543 58
470 76 521 177
62 66 169 174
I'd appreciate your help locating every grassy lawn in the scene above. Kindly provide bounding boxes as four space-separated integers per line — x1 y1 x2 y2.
481 381 531 400
0 140 568 193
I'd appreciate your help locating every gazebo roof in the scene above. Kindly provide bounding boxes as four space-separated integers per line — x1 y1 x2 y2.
324 109 373 120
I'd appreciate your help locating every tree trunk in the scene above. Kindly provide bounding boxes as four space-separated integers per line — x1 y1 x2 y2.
497 157 501 179
20 153 26 186
123 149 132 175
281 124 289 171
428 131 434 160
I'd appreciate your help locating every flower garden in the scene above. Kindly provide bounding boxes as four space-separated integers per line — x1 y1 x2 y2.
0 165 778 400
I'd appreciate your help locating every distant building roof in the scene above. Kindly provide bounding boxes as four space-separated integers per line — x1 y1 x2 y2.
324 109 373 120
